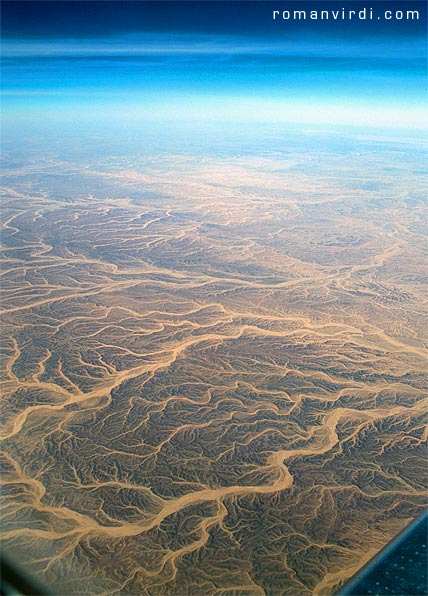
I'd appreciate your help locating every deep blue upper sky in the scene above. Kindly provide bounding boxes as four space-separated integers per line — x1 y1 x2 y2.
1 1 427 129
2 1 426 38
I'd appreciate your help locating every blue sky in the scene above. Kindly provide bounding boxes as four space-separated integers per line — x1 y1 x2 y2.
1 1 427 129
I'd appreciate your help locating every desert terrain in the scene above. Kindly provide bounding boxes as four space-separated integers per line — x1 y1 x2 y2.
1 132 427 595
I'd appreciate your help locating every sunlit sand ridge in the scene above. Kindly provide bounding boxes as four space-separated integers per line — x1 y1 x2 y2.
1 144 427 595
